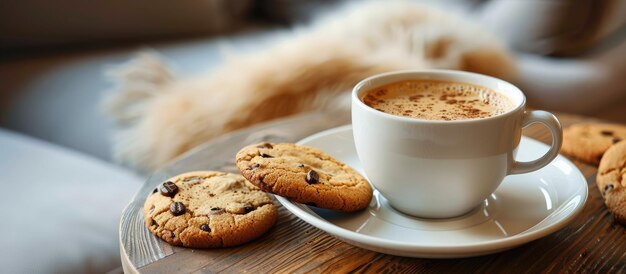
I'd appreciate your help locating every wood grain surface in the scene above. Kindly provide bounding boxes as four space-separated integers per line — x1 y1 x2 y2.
119 111 626 273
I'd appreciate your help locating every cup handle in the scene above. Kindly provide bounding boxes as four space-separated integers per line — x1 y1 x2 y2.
509 110 563 175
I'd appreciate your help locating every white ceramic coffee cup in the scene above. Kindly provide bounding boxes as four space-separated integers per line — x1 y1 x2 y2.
352 70 562 218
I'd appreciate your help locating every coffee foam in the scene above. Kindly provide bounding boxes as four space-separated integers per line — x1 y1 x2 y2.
362 80 514 121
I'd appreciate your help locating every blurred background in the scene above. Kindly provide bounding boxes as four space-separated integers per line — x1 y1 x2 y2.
2 0 625 162
1 0 625 273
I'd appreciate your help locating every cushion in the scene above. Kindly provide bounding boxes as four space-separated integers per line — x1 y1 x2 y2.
0 128 142 273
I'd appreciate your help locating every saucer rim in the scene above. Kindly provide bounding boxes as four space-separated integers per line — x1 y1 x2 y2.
276 124 588 255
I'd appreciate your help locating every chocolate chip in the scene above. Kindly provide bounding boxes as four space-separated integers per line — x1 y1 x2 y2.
298 163 305 168
243 203 254 213
160 181 178 197
170 202 185 216
151 219 157 226
200 224 211 232
260 153 273 158
257 143 273 149
248 163 260 170
306 170 319 184
152 188 158 194
209 207 224 215
209 193 215 197
601 130 614 136
613 137 621 144
604 184 614 196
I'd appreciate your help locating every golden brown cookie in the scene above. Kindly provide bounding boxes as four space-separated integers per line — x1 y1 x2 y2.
597 140 626 225
236 143 372 212
562 123 626 164
143 171 277 248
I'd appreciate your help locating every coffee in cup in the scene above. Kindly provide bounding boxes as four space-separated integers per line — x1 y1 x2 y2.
362 80 514 121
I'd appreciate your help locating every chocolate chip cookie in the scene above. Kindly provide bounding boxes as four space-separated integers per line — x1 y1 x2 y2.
597 140 626 225
143 171 277 248
562 123 626 164
236 143 372 212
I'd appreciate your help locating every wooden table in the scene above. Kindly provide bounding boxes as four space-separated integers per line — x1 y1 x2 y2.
119 111 626 273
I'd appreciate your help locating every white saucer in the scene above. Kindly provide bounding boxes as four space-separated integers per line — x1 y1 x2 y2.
276 125 588 258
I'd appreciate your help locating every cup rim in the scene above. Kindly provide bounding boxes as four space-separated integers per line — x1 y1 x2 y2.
352 69 526 124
